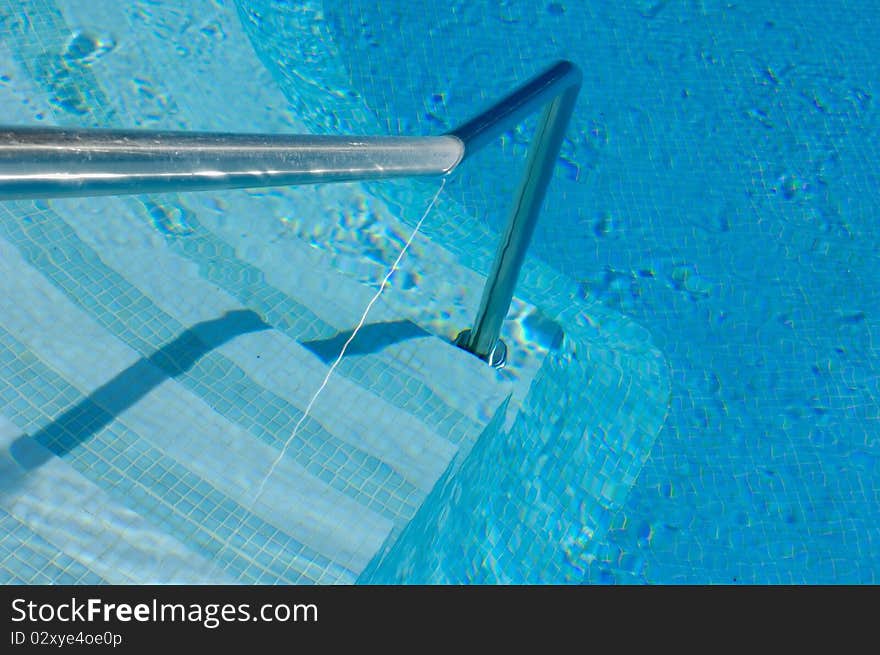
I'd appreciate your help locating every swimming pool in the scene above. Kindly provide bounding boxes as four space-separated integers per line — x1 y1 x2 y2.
1 0 876 584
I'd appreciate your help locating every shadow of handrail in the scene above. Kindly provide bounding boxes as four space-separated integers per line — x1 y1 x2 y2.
301 319 429 363
9 309 270 471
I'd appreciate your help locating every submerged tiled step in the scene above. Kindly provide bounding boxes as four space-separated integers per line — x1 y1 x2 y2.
0 415 231 584
54 193 516 472
0 207 524 582
44 0 542 425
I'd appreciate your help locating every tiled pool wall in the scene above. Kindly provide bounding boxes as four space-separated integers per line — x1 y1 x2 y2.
363 333 668 583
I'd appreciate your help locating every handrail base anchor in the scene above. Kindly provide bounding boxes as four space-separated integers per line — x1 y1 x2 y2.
454 329 507 370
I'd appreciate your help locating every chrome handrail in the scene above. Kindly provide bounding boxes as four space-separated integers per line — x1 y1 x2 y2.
0 131 464 196
0 60 582 367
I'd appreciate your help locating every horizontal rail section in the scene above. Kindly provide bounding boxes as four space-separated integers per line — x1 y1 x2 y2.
0 129 463 199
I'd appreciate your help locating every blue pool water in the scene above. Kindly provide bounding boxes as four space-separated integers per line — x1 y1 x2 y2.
0 0 876 585
235 0 880 583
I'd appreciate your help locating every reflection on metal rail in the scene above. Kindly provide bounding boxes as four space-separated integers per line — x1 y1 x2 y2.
0 60 582 367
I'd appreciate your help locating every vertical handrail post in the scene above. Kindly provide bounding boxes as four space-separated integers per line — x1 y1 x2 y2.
452 62 582 366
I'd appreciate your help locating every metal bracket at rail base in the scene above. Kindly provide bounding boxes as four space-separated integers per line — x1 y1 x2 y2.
0 60 582 369
455 329 508 369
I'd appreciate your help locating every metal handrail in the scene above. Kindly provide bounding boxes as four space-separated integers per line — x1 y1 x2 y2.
0 60 582 367
0 131 464 195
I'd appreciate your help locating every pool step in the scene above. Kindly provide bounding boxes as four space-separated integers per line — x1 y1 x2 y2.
0 415 231 584
48 192 520 488
0 209 524 582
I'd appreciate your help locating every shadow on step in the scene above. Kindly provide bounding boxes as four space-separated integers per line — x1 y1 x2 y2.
301 319 430 363
9 310 270 471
